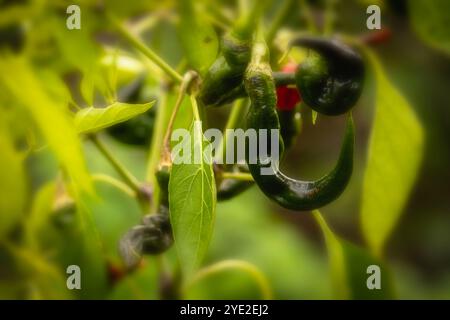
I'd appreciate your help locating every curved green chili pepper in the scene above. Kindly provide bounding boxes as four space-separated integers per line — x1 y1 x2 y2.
244 38 355 211
291 37 364 116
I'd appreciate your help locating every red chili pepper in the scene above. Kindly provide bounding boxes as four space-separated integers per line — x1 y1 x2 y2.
276 62 301 111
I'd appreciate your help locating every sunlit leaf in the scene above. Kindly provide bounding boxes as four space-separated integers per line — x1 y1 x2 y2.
177 0 219 75
52 12 104 105
0 121 26 240
74 101 155 134
24 181 56 251
361 49 424 258
0 56 93 194
314 211 395 299
4 243 72 300
409 0 450 56
169 120 216 276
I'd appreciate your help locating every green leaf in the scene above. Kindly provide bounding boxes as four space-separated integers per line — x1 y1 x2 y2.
361 49 424 258
178 0 219 75
313 211 395 299
74 101 155 134
4 243 72 300
52 12 103 105
409 0 450 56
24 182 56 251
169 121 216 277
0 56 93 194
0 121 26 240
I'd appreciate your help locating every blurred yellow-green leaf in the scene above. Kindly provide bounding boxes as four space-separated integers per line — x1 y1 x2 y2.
314 211 395 299
177 0 219 75
361 49 424 258
0 121 26 240
409 0 450 56
0 56 93 194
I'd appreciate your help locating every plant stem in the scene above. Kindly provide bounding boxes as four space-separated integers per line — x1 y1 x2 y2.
162 71 199 162
190 94 201 122
299 0 318 34
323 0 337 36
90 135 141 193
266 0 295 44
91 173 136 198
221 172 254 181
146 86 170 184
184 259 273 299
108 13 183 84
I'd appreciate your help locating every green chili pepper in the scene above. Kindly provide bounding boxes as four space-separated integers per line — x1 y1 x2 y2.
199 1 267 107
291 37 364 116
244 37 355 211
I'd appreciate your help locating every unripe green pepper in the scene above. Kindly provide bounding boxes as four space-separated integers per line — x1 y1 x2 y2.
291 37 364 116
199 1 267 107
216 164 253 201
244 36 355 211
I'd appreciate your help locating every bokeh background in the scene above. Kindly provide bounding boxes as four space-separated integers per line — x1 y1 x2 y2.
0 0 449 299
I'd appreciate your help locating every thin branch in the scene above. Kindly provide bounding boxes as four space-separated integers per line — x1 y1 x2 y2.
221 172 254 182
161 71 199 163
185 259 273 300
266 0 295 44
91 173 136 198
108 13 183 84
214 98 247 164
90 135 141 193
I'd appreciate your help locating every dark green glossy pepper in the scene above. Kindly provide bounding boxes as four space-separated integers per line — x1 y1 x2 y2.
216 164 253 201
291 37 364 116
244 38 355 211
199 1 267 107
199 35 252 107
119 166 173 269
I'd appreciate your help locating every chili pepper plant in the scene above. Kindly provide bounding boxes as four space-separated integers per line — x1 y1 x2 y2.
0 0 448 300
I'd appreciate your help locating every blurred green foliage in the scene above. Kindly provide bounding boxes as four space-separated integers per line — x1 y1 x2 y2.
0 0 449 300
